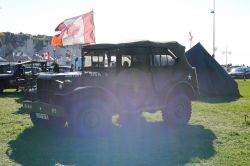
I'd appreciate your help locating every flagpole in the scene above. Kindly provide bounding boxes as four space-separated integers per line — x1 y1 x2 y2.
211 0 216 58
189 32 193 49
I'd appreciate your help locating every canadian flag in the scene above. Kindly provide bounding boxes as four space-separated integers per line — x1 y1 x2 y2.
51 11 95 46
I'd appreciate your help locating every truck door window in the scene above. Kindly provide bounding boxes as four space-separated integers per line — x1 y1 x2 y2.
122 55 131 67
153 55 176 67
84 56 92 67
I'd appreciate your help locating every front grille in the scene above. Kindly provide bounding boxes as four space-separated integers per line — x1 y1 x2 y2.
36 72 84 104
37 79 58 103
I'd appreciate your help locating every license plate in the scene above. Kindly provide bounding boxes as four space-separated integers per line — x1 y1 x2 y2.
35 113 49 120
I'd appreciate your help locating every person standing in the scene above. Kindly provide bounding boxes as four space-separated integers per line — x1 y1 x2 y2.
13 61 25 91
70 64 74 72
53 62 60 73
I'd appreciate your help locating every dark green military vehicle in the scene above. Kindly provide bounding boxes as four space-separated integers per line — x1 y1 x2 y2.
23 41 199 134
0 60 47 93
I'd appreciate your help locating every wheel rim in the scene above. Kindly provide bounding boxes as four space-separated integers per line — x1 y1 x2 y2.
164 94 191 125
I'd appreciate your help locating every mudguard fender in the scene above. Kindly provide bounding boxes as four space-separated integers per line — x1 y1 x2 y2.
55 86 119 112
166 81 197 101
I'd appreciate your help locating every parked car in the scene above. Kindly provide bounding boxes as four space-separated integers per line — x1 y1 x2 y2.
227 65 242 73
228 67 250 79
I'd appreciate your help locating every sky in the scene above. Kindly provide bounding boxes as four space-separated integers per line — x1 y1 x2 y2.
0 0 250 65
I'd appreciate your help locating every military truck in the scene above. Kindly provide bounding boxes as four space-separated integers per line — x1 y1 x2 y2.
0 61 47 93
23 41 199 134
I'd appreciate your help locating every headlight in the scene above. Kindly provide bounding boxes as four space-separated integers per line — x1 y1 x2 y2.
59 83 64 89
63 80 73 89
55 80 64 90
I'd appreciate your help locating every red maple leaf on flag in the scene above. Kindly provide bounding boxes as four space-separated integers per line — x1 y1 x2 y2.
66 23 80 37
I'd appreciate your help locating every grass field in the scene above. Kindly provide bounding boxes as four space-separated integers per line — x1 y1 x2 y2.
0 80 250 166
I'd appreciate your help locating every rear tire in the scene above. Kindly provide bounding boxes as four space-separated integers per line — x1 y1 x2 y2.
162 93 191 126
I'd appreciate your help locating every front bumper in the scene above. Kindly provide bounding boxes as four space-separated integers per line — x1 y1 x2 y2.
23 100 65 117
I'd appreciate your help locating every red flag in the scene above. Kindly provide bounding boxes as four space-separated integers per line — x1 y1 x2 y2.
51 11 95 46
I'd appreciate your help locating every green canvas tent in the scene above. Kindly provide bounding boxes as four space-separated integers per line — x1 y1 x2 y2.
185 43 240 97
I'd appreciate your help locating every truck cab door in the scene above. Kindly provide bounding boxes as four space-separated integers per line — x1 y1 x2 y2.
151 54 177 92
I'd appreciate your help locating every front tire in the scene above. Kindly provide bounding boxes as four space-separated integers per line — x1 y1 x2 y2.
0 84 4 93
71 100 113 136
162 93 191 126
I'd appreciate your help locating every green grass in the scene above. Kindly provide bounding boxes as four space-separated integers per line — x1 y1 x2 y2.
0 80 250 165
190 80 250 165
